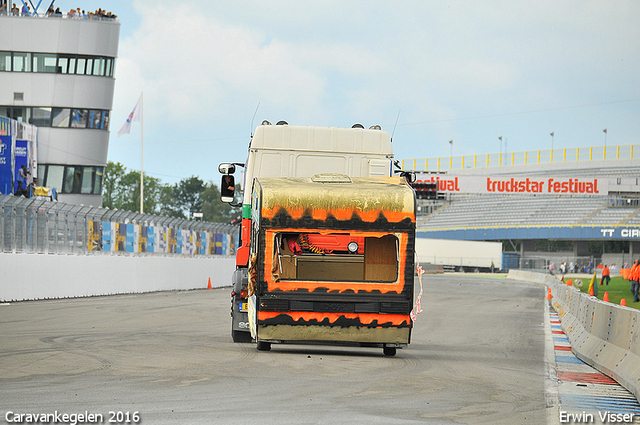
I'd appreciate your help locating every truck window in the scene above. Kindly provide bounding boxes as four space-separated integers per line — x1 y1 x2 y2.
273 232 398 283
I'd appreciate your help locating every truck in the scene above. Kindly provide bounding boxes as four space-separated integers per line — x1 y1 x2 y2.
219 121 416 355
414 238 503 272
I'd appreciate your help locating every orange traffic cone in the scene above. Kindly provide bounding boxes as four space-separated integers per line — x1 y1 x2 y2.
621 299 626 306
547 288 552 300
567 280 572 286
603 292 609 302
207 277 212 289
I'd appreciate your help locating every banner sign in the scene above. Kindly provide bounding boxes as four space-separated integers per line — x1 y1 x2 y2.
600 228 640 239
415 175 607 195
147 226 156 253
88 221 103 251
0 135 11 194
102 222 114 252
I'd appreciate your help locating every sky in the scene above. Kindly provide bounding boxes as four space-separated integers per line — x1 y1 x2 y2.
60 1 640 185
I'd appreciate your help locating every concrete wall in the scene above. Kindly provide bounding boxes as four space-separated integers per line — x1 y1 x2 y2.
508 269 640 403
0 253 236 302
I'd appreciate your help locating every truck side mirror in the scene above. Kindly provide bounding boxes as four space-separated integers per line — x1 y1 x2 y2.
219 163 236 174
221 174 235 203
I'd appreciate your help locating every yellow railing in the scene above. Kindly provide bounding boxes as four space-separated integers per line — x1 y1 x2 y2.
403 144 639 172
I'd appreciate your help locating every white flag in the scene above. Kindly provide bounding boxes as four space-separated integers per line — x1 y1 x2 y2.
117 94 143 137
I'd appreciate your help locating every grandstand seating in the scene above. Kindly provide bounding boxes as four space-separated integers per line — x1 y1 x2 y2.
417 194 640 230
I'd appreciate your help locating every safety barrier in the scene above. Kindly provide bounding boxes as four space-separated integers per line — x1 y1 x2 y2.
507 270 640 403
1 194 239 256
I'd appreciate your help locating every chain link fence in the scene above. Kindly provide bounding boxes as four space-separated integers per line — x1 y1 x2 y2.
1 194 239 256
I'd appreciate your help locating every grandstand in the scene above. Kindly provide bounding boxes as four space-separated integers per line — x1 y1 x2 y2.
407 144 640 270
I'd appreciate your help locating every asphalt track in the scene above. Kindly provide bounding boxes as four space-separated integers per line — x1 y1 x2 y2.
1 275 550 424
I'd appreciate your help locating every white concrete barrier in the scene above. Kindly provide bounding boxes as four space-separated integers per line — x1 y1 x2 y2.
0 253 236 302
508 269 640 403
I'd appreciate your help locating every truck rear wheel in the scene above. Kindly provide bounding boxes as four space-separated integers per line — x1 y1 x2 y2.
256 341 271 351
383 346 397 356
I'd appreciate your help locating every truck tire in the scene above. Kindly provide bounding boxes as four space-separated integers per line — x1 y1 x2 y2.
232 330 252 343
256 341 271 351
383 346 397 356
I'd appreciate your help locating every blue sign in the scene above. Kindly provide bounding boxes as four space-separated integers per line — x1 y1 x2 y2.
0 135 11 194
126 224 135 253
14 139 28 194
102 222 113 252
147 226 155 253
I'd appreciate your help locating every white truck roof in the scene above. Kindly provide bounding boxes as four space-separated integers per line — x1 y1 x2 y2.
250 124 393 156
242 125 395 204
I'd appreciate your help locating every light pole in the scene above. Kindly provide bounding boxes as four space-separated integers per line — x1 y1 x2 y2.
603 128 607 146
449 139 453 157
550 132 554 150
498 136 502 154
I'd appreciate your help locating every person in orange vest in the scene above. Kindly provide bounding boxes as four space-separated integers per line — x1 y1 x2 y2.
632 260 640 303
600 264 610 286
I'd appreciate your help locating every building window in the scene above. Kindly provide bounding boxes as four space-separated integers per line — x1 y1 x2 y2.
45 165 65 192
88 110 102 129
0 51 114 77
32 107 52 127
93 167 104 194
52 108 71 127
57 56 69 74
102 111 110 130
39 164 105 195
0 51 10 71
0 106 30 123
2 106 110 130
71 109 88 128
12 52 32 72
93 58 105 76
81 167 95 193
33 53 57 73
76 57 86 74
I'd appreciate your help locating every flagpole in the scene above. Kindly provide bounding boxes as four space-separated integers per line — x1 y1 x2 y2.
140 92 144 214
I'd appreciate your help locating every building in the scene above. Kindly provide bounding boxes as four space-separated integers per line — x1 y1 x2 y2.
406 145 640 270
0 9 120 205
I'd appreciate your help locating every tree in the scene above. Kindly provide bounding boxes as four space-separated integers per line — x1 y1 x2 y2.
201 181 240 223
102 161 238 222
177 176 205 219
102 161 162 213
118 170 163 214
159 184 184 219
102 161 125 209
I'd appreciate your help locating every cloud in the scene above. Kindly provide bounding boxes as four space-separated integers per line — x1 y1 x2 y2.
108 0 640 182
115 3 392 129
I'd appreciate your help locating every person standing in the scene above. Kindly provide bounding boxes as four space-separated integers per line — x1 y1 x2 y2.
15 164 27 196
632 260 640 303
600 264 610 286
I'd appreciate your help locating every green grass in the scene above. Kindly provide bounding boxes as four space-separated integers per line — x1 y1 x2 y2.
569 275 640 310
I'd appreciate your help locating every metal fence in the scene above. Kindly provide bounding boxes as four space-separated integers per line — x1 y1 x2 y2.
518 256 598 274
0 194 239 256
403 144 640 172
